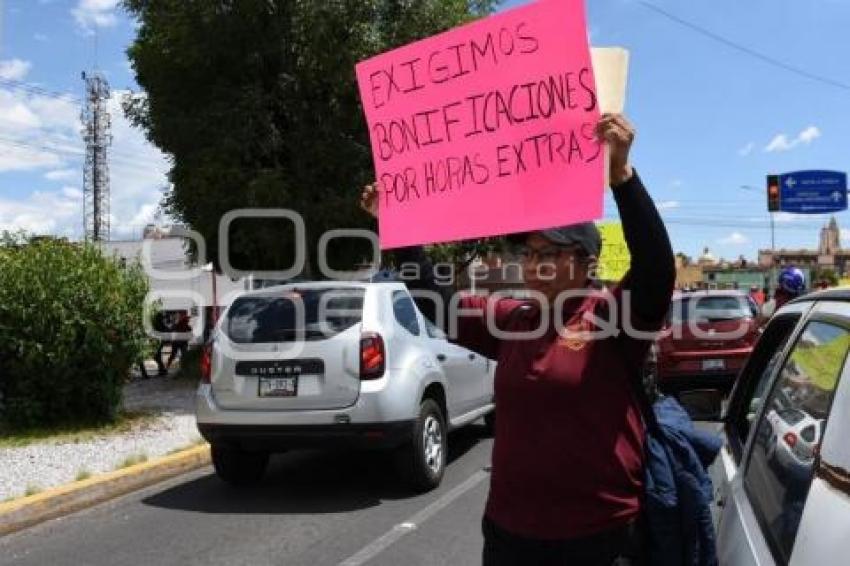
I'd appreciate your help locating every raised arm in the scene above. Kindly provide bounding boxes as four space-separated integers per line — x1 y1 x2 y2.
597 114 675 324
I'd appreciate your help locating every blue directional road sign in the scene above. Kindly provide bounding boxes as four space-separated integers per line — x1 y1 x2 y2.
779 170 848 214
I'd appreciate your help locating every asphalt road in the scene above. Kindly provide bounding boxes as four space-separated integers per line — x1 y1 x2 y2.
0 424 494 566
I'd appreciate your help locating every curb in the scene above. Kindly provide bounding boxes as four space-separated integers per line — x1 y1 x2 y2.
0 444 211 537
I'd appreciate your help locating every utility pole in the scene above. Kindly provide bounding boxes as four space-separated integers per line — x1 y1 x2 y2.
81 71 112 242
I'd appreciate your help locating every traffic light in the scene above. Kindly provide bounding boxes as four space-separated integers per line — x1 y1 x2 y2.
767 175 780 212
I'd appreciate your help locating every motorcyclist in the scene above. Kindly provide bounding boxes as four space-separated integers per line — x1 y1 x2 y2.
763 267 806 317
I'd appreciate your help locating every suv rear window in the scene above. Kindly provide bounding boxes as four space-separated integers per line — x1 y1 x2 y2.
776 408 805 426
225 288 364 343
670 295 753 323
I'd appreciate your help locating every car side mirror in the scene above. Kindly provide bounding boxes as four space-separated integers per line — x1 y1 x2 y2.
677 389 724 422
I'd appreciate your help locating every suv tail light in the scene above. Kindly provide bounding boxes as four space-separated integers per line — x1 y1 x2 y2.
200 343 212 384
783 432 797 448
360 332 385 380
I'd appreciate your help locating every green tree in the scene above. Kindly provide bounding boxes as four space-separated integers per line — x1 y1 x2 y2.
813 267 839 287
0 237 149 428
122 0 498 277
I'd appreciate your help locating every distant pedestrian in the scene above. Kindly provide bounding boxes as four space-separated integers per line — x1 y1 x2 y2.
153 311 171 376
750 285 765 307
165 312 191 373
763 267 806 317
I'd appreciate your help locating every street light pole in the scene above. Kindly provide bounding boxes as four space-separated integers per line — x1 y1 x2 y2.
770 211 775 251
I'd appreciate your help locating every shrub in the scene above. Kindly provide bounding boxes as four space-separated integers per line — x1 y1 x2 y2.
0 235 149 429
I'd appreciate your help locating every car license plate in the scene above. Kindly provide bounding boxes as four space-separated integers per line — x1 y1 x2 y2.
702 359 725 371
259 377 298 397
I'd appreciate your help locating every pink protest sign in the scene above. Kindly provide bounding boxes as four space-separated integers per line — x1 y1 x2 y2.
356 0 602 249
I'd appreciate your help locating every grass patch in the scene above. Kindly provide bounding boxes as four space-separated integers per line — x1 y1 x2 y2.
75 469 92 482
0 410 159 449
24 484 42 497
117 453 148 469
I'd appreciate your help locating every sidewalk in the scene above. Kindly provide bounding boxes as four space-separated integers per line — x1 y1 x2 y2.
0 374 202 502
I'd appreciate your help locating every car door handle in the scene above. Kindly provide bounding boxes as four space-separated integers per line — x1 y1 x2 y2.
436 354 447 362
468 353 476 360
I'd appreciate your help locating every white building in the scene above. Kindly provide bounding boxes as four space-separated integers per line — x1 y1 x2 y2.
99 228 248 323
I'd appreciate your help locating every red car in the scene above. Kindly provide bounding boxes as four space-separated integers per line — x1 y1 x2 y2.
653 290 762 393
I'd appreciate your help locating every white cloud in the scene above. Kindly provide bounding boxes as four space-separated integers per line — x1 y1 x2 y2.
669 179 683 189
34 34 49 43
61 186 84 199
656 200 680 210
129 203 158 227
764 126 822 153
719 232 750 245
0 98 42 130
841 229 850 244
0 144 64 172
798 126 821 144
0 189 82 236
45 168 78 181
101 90 171 239
0 59 32 81
72 0 120 33
738 142 755 157
765 134 793 153
0 87 81 173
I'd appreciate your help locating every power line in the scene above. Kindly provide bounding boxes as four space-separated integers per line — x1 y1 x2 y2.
0 77 81 102
637 1 850 93
0 136 166 174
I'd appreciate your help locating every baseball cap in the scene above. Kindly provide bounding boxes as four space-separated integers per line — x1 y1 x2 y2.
507 222 602 258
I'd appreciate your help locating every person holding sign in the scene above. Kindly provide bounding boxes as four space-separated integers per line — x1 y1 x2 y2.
361 113 675 565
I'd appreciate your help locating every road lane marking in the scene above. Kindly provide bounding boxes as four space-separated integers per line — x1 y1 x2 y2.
338 469 489 566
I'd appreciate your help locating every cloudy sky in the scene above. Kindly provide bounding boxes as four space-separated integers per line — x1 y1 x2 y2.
2 0 850 260
0 0 168 241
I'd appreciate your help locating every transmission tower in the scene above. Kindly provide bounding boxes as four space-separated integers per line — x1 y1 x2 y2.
81 71 112 242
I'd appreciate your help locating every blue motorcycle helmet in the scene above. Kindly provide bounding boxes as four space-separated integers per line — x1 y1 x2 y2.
778 266 806 296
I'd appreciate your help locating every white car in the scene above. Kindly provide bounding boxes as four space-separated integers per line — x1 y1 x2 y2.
764 407 823 475
690 289 850 565
196 281 495 491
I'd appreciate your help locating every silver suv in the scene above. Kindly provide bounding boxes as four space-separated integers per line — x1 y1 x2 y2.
196 281 495 491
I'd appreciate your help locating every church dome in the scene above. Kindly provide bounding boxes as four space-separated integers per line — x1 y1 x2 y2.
698 246 718 265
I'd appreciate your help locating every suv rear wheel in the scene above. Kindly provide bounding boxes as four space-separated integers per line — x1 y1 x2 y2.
397 399 446 492
211 444 269 486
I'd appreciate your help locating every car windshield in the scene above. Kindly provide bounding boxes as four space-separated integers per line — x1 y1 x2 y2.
669 295 753 323
224 288 364 344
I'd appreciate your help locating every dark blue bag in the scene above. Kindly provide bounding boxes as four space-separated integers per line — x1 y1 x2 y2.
633 392 723 566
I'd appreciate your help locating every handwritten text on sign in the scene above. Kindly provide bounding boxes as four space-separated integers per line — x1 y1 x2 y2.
356 0 603 249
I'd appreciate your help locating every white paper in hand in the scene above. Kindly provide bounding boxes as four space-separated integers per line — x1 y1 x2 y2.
591 47 630 188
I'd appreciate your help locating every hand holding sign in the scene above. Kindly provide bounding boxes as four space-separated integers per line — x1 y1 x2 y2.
596 113 635 187
360 182 379 218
